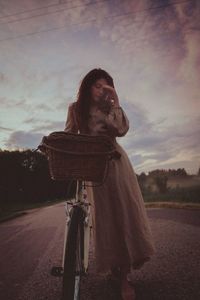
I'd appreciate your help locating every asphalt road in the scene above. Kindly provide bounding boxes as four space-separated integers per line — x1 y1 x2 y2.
0 203 200 300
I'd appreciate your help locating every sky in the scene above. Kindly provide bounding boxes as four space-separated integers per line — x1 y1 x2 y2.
0 0 200 175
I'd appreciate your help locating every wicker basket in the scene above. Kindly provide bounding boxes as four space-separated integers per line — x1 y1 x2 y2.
39 131 118 182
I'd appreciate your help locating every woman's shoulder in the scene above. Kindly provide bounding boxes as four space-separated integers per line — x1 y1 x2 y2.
68 101 77 110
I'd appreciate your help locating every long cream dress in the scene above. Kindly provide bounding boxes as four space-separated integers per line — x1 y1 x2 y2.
64 102 155 274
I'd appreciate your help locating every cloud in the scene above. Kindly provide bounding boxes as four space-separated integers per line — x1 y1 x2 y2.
0 0 102 40
31 121 65 132
0 72 6 81
123 114 200 174
5 130 43 149
0 125 13 131
117 100 200 174
4 119 66 149
1 95 54 113
0 96 28 108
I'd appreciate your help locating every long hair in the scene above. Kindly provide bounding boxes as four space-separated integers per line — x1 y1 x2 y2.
75 68 114 132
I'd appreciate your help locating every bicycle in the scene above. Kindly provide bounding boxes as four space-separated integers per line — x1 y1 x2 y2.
38 131 119 300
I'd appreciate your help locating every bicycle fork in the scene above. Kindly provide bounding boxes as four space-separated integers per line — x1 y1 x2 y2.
62 181 92 273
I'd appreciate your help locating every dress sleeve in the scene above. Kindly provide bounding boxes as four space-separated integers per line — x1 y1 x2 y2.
105 106 129 137
64 103 78 133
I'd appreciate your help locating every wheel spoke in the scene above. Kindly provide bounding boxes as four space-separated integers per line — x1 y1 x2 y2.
74 275 80 300
62 206 85 300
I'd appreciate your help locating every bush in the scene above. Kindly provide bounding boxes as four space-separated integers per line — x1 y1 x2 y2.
143 185 200 203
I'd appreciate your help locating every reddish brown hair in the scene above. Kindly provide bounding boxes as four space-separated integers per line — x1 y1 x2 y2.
75 68 114 132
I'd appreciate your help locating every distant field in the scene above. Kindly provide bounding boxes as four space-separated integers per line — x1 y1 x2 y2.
167 176 200 188
142 175 200 203
144 175 200 192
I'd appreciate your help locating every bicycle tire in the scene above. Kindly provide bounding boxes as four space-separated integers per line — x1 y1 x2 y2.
62 206 85 300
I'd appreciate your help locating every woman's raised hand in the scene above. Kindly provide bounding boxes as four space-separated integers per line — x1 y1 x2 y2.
102 84 120 107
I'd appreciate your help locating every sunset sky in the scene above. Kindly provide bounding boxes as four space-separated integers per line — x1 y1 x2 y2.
0 0 199 174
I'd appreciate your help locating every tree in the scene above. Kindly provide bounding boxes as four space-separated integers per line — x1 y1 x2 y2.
137 172 147 191
0 149 69 213
154 175 168 194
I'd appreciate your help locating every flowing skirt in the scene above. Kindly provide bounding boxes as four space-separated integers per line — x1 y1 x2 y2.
87 142 155 274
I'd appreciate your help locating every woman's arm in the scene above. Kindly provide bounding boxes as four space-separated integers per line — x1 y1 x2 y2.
64 103 78 133
105 106 129 137
102 85 129 137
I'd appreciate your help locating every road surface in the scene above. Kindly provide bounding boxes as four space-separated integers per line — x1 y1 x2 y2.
0 203 200 300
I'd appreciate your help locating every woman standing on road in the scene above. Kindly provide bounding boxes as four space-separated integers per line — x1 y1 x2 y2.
64 68 155 300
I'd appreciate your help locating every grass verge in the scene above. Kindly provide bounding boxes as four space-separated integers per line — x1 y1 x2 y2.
145 201 200 209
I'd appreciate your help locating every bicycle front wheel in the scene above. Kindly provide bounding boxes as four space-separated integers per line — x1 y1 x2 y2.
62 206 85 300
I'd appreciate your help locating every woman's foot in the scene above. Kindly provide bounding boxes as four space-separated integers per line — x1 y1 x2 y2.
120 274 136 300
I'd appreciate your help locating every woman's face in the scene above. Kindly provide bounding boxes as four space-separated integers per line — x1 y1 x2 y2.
90 78 108 103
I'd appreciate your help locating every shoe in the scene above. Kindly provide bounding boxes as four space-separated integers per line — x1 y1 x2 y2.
120 275 136 300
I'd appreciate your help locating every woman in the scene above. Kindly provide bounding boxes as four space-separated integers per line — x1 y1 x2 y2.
64 68 155 300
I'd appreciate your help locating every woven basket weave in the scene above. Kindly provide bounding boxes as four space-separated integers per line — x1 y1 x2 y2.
39 131 117 182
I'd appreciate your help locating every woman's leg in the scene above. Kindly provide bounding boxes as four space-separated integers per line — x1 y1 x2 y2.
120 266 136 300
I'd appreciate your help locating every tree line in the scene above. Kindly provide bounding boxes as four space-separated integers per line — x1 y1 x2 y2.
137 167 199 195
0 149 76 213
147 168 188 177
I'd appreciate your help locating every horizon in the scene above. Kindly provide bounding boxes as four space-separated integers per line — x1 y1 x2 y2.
0 146 199 176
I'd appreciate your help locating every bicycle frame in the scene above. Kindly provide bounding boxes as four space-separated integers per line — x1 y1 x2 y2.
62 180 92 275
